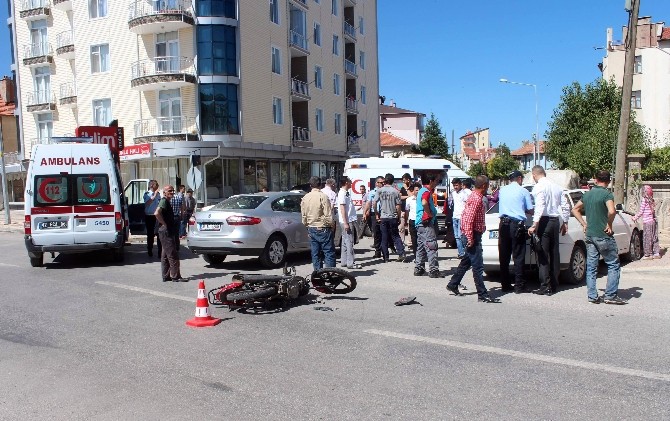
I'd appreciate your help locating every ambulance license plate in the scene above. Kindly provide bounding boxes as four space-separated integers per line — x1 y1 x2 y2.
489 230 499 239
39 221 68 230
200 223 221 232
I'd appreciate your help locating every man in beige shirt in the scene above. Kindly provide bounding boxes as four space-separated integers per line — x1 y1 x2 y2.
301 176 335 271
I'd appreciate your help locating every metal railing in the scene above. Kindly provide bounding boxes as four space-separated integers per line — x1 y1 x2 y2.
289 30 308 51
59 82 76 99
131 56 195 79
23 42 53 59
26 90 54 106
134 116 196 137
56 30 73 49
293 0 307 6
346 97 358 112
128 0 192 21
20 0 49 11
291 78 309 97
344 21 356 39
344 59 357 76
4 152 20 165
292 126 311 142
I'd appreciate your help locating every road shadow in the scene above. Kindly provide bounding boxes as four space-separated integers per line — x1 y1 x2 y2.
320 295 368 301
43 244 198 269
612 286 643 300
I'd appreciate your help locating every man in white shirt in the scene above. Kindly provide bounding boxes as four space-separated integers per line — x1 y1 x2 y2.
528 166 571 295
404 183 420 255
338 177 361 269
451 178 472 258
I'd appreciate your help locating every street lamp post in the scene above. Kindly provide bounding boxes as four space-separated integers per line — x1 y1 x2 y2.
500 78 539 167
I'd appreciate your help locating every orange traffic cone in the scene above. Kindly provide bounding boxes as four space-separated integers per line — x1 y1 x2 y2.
186 280 222 327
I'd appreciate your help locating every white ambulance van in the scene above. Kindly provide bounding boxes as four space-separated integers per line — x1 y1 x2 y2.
343 157 469 231
24 138 127 267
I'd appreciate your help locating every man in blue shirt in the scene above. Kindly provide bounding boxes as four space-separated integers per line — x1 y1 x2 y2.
497 170 534 293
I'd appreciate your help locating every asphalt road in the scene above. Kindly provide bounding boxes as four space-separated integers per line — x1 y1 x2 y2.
1 232 668 420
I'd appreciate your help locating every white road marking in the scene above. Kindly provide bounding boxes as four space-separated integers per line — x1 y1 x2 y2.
95 281 194 303
0 263 20 268
365 329 670 383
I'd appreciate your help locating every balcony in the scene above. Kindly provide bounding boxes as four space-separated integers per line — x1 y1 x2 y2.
131 57 196 91
22 43 53 67
292 126 312 148
133 116 198 142
19 0 50 20
26 90 56 113
290 78 310 101
343 21 356 42
53 0 71 11
344 59 357 78
344 0 356 6
56 30 74 60
59 82 77 108
128 0 195 35
291 0 307 9
289 30 309 57
345 97 358 114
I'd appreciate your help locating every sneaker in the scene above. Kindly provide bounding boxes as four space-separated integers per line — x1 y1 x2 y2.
413 268 426 276
347 264 362 270
603 296 627 305
478 296 501 303
653 254 661 259
171 276 189 282
429 271 443 278
446 284 462 296
641 256 653 260
588 296 602 304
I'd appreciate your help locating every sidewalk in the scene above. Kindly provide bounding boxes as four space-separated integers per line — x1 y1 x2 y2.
0 208 24 234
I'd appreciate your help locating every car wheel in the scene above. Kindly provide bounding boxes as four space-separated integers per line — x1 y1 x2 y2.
203 254 227 265
623 229 642 262
259 235 287 268
562 244 586 285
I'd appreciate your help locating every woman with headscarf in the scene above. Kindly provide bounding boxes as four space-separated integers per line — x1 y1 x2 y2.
632 185 660 260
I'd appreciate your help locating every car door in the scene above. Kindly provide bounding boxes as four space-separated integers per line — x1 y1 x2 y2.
270 194 308 250
612 212 631 254
124 179 149 235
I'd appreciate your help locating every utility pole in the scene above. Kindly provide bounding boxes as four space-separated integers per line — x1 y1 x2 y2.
0 118 10 224
613 0 639 204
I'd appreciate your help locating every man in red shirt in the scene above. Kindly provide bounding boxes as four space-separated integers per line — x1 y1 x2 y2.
446 175 500 303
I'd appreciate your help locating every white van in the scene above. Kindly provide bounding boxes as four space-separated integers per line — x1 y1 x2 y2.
24 139 127 267
343 157 469 230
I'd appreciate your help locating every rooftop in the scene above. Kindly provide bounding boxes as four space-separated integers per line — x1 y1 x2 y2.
511 141 546 156
380 132 413 147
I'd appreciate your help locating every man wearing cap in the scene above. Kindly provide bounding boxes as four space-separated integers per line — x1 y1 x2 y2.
497 170 534 293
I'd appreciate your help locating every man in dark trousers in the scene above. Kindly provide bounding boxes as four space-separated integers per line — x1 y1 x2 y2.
364 176 384 258
155 185 186 282
143 180 161 257
373 173 407 263
447 175 499 303
497 170 533 293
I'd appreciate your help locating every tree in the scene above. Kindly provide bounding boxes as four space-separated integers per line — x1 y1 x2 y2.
642 146 670 180
418 113 449 158
545 78 646 178
467 162 486 178
486 144 519 181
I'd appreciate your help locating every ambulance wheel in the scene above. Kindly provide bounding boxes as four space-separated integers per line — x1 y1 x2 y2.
30 253 44 268
112 247 125 262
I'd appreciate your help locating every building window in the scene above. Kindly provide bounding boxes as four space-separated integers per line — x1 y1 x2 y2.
634 55 642 74
331 0 338 16
197 25 237 76
314 66 322 89
316 108 324 132
271 46 281 74
92 99 111 126
313 22 321 46
359 51 365 69
270 0 279 24
361 86 366 104
362 120 367 139
359 16 365 35
197 0 236 18
631 90 641 109
36 112 53 141
333 73 340 95
89 0 107 19
334 113 341 134
90 44 110 74
199 84 239 135
332 35 339 55
273 97 283 124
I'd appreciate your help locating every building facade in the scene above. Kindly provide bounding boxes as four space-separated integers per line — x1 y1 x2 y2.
456 128 495 172
602 17 670 147
9 0 379 203
379 101 424 144
511 140 552 172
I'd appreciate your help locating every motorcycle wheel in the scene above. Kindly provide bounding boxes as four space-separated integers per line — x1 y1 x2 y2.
226 285 277 301
314 267 357 294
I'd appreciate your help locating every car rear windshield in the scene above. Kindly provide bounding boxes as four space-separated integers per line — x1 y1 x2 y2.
213 195 267 210
33 174 111 207
35 175 69 206
74 175 110 205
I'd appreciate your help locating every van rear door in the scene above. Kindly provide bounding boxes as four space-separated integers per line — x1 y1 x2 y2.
31 173 75 246
124 179 150 235
72 173 116 244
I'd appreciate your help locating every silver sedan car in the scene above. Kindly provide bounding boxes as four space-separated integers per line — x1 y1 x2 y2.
187 192 362 268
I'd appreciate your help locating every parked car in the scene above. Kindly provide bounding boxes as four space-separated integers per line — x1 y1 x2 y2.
481 187 643 284
187 192 363 268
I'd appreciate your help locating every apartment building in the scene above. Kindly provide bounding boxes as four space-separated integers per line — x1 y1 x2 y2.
379 101 425 144
601 16 670 147
9 0 379 200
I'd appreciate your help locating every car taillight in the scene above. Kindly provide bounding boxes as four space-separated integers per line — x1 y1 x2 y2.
24 215 31 235
226 215 262 226
115 212 122 231
188 216 196 226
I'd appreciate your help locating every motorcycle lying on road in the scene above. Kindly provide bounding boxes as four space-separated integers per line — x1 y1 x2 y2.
208 266 357 310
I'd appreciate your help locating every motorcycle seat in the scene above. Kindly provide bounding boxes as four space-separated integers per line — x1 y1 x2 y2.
234 274 288 284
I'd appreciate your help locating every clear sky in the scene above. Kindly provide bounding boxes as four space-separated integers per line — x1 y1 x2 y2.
0 1 666 153
378 0 667 152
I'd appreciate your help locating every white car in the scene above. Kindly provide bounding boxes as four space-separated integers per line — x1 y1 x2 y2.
481 187 643 284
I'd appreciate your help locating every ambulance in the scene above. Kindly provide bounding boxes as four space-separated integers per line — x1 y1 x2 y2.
24 134 128 267
343 156 470 231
